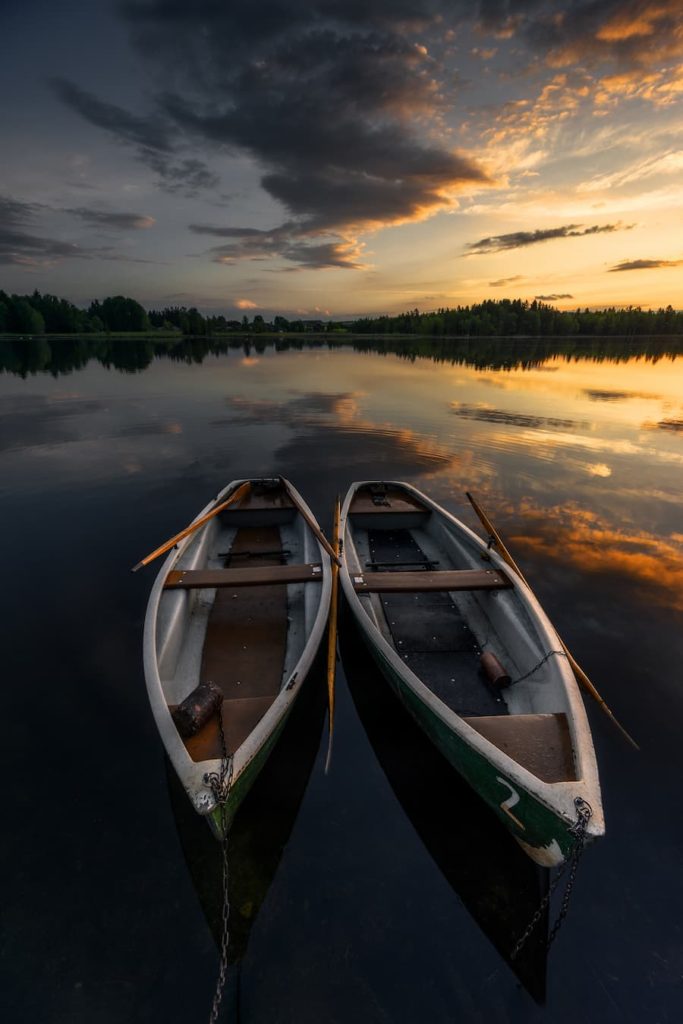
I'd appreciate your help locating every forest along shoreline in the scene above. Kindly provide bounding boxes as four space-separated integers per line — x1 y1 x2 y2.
1 288 683 338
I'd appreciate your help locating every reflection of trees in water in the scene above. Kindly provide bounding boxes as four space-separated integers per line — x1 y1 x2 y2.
0 334 681 377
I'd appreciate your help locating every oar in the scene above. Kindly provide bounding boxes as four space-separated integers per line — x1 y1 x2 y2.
131 481 251 572
279 478 342 566
324 496 341 774
465 491 640 751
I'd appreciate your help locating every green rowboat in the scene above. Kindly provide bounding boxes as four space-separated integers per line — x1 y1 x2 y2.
339 481 604 866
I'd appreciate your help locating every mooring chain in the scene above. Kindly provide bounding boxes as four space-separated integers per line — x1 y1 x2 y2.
510 797 593 961
203 711 234 1024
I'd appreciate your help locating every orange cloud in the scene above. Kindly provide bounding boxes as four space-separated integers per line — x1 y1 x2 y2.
596 6 673 41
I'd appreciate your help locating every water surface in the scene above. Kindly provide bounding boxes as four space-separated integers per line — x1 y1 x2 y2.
3 337 682 1022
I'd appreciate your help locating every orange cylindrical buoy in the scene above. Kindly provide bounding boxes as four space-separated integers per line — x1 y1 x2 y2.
480 651 511 688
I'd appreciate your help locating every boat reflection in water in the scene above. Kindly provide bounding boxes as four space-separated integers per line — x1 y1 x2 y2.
341 605 550 1004
165 662 326 998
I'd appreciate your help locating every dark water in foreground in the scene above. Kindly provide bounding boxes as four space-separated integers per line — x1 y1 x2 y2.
2 338 682 1022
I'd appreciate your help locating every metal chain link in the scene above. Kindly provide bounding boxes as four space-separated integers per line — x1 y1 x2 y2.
203 711 234 1024
510 797 593 960
510 649 566 686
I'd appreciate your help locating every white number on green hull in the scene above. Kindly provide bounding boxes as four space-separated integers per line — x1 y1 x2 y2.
496 776 526 830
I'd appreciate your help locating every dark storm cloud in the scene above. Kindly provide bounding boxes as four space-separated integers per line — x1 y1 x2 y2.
51 77 173 152
189 224 365 270
189 226 268 239
535 293 574 300
114 2 491 267
0 196 156 267
489 275 524 287
143 153 220 196
0 196 82 266
466 223 631 254
51 78 218 197
609 258 683 272
67 208 155 229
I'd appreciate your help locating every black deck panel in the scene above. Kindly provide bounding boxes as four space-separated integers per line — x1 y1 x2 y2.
383 597 480 653
368 528 508 718
403 652 508 717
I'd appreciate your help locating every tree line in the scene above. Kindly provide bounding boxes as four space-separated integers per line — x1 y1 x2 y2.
1 289 682 337
0 289 334 336
351 299 683 337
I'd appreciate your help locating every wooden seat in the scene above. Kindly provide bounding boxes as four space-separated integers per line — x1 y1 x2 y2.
351 568 512 593
349 488 429 515
463 713 576 783
164 563 323 589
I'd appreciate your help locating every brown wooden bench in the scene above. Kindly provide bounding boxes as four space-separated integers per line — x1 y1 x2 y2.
463 713 576 783
164 563 324 590
351 568 512 593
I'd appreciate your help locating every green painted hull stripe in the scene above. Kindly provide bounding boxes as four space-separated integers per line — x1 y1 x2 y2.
367 637 575 860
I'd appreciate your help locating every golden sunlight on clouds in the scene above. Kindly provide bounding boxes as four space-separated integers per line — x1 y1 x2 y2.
594 68 683 111
585 463 612 477
235 299 257 309
596 5 677 42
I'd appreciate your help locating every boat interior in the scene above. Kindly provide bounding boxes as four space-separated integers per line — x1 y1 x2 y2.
346 483 576 783
155 480 325 761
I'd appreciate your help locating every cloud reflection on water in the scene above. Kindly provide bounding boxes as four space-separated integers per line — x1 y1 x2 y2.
505 502 683 613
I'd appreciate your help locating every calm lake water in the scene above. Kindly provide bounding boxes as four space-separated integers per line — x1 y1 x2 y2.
3 336 683 1023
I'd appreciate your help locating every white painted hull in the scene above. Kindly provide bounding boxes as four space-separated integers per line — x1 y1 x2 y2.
143 478 332 830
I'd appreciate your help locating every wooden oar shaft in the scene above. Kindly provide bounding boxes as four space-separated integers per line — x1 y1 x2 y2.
132 481 251 572
465 491 528 586
280 478 341 566
563 648 640 749
325 497 341 774
465 491 640 751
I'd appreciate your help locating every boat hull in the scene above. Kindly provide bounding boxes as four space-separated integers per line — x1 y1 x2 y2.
360 629 576 866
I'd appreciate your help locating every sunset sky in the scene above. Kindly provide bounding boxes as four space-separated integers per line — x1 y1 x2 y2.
2 0 682 318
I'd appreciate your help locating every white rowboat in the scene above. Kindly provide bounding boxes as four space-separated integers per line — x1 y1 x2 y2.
143 477 332 836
